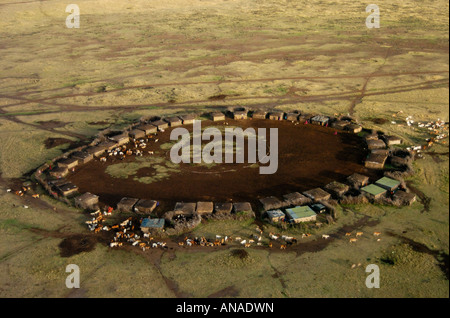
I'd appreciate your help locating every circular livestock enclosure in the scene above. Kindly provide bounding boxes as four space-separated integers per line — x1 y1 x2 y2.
34 108 417 240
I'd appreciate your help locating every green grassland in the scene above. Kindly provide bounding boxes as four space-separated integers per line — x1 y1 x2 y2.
0 0 448 298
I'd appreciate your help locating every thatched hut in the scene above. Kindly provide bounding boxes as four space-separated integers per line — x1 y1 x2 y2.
196 201 214 215
110 133 130 146
324 181 350 199
134 199 158 214
382 135 403 146
345 124 362 133
232 110 247 120
74 192 99 211
97 141 118 151
347 173 370 188
259 196 284 211
393 190 416 206
298 114 311 123
371 149 390 156
365 153 388 169
214 202 233 214
285 113 299 121
56 182 78 197
210 112 226 122
136 124 157 135
252 111 267 119
117 197 139 213
233 202 252 213
303 188 331 202
57 157 79 170
151 119 169 131
49 166 69 178
179 114 196 125
331 120 350 130
48 178 70 187
174 202 196 215
367 139 386 150
71 151 93 164
282 192 310 206
129 129 146 140
268 111 284 121
164 116 182 127
85 145 107 158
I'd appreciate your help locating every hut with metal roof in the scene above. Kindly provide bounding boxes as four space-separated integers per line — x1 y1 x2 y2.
310 115 329 126
140 218 165 234
266 209 285 223
74 192 99 211
285 206 317 223
375 176 401 192
361 184 387 200
310 203 327 214
303 188 331 202
117 197 140 213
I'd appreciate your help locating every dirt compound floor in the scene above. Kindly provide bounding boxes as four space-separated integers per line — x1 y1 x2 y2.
67 119 381 213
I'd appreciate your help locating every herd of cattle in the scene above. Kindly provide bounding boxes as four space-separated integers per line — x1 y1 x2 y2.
6 186 384 251
81 206 384 251
99 137 158 162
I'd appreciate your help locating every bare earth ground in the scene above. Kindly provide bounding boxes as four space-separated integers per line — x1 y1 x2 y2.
67 119 378 212
0 0 448 298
